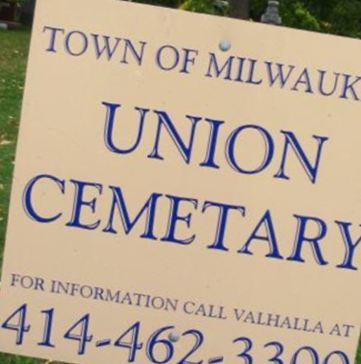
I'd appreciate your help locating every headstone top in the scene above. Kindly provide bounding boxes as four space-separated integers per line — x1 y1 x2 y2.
261 0 282 25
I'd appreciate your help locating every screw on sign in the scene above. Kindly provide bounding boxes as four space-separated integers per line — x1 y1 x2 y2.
219 40 231 52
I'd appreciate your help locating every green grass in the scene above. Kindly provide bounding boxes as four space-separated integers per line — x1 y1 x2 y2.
0 27 361 364
0 28 28 264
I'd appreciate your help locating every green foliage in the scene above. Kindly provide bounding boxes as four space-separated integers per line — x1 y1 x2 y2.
251 0 361 38
280 1 321 31
328 0 361 37
179 0 361 38
0 353 42 364
180 0 228 15
249 0 267 18
0 29 29 264
251 0 323 32
1 0 28 5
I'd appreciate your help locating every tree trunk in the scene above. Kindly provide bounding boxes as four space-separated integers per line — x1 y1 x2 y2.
20 0 36 25
229 0 250 20
0 1 17 22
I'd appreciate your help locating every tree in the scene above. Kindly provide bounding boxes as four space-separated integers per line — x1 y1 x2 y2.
250 0 361 38
229 0 250 19
180 0 361 38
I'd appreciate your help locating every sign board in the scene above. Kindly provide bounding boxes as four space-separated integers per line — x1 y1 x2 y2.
0 0 360 362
